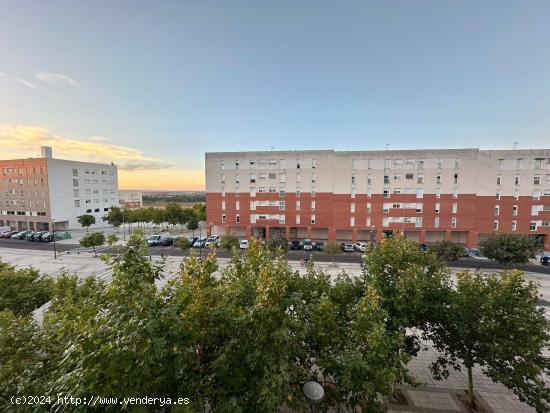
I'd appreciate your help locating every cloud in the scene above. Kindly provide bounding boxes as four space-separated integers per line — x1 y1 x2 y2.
35 72 79 87
0 72 58 98
0 124 166 171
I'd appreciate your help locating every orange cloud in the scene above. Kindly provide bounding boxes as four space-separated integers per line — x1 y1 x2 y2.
0 124 205 190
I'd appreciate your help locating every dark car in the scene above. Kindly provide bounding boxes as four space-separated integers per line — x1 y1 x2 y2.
541 256 550 267
315 241 325 251
159 237 174 246
187 237 198 245
12 230 33 240
290 240 302 250
419 243 428 251
28 231 48 241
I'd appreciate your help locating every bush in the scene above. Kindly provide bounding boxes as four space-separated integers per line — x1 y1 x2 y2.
80 232 106 257
219 235 239 250
176 238 191 250
268 237 288 252
0 261 53 315
479 233 541 264
428 240 465 263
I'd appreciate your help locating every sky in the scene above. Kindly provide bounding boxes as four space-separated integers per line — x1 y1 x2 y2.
1 0 550 190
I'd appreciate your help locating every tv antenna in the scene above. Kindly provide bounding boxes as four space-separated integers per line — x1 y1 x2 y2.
513 141 519 150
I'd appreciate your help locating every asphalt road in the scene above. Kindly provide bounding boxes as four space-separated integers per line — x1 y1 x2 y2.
1 238 549 275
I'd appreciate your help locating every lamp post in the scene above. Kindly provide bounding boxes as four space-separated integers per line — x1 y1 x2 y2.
52 219 57 260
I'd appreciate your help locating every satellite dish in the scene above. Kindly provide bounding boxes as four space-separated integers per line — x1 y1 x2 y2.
303 381 324 403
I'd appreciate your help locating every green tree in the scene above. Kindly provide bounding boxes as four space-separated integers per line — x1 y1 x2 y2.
219 235 239 250
428 240 465 263
267 237 288 252
165 202 184 227
151 208 166 227
0 261 52 316
106 233 119 246
187 216 199 235
324 242 340 263
363 233 450 394
77 214 95 232
102 206 124 230
175 237 191 251
192 203 206 221
79 232 105 257
428 270 550 412
479 233 541 264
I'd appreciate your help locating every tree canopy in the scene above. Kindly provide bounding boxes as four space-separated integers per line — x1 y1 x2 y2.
479 233 541 264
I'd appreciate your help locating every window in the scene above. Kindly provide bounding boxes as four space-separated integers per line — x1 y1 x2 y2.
367 174 372 185
73 179 79 187
384 175 390 184
516 159 522 169
493 220 499 230
393 174 402 181
235 160 239 169
512 205 518 216
311 173 316 183
495 205 500 216
417 174 424 184
311 215 315 225
515 175 520 185
296 159 301 169
406 160 414 169
513 190 519 200
351 175 355 184
279 159 285 169
530 222 537 231
452 203 458 214
236 190 240 198
455 158 460 169
435 202 440 213
451 217 457 228
436 175 441 184
416 204 423 213
535 159 544 169
393 188 401 194
366 202 371 213
436 188 441 198
434 217 440 228
405 173 413 180
222 214 226 223
511 220 517 231
366 216 371 226
311 190 316 198
279 173 286 183
250 188 256 197
74 189 79 197
496 192 500 200
352 159 356 169
351 189 356 198
384 159 391 169
311 200 316 211
94 208 100 213
72 168 78 176
531 205 539 216
437 158 442 169
296 173 301 183
250 174 256 183
418 160 424 169
416 188 423 198
269 173 276 180
383 190 390 198
350 216 355 227
296 190 300 197
236 214 240 223
496 175 502 185
235 174 240 184
453 189 458 199
453 173 458 184
249 160 256 168
367 159 372 169
296 214 300 225
312 159 317 169
236 200 240 210
533 190 541 200
534 176 541 185
350 202 355 213
296 200 301 211
279 189 285 197
279 201 285 211
394 159 403 168
74 200 80 207
367 188 372 198
221 201 226 210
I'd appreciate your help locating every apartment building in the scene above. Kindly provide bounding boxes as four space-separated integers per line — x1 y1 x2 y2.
205 149 550 250
0 146 119 231
119 190 143 209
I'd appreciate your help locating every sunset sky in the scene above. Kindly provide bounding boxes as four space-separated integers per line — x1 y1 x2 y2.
1 1 550 190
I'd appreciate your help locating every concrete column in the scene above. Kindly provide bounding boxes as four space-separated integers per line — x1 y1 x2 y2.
265 226 270 240
285 226 290 240
467 231 478 248
352 229 358 243
307 226 312 239
444 230 452 241
419 230 426 244
246 226 252 239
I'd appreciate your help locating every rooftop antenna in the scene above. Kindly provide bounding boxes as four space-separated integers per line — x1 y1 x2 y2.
513 141 519 150
385 143 390 151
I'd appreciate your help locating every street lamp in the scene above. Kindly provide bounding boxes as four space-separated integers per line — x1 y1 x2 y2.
303 381 324 413
52 219 57 260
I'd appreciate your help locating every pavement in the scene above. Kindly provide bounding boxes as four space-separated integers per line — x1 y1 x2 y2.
0 246 548 413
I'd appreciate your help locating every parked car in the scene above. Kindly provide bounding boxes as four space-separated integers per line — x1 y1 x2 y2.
342 243 354 252
41 232 62 243
315 241 325 251
290 240 302 250
28 231 48 242
11 230 33 240
239 239 249 249
419 243 428 251
147 235 163 246
0 231 17 238
24 231 37 241
354 242 367 252
467 248 489 260
187 236 199 245
159 237 174 246
303 239 314 251
205 235 220 247
541 256 550 266
193 238 207 248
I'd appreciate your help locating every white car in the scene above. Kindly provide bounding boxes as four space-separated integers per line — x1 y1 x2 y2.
205 235 220 247
354 242 367 252
239 239 249 249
